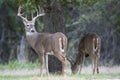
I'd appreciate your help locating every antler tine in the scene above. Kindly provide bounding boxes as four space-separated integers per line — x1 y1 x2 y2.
32 6 45 21
67 56 74 66
25 15 27 20
37 7 39 16
40 6 45 14
17 6 27 21
17 6 21 16
31 10 34 19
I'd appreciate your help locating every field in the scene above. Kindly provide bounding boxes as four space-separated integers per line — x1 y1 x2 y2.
0 66 120 80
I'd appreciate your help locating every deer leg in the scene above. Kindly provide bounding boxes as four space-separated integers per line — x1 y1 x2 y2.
44 54 49 76
95 58 98 74
54 52 66 76
92 59 95 74
91 55 96 75
90 50 96 74
39 55 44 77
96 49 100 74
79 53 85 74
96 56 99 74
94 56 100 74
92 57 97 74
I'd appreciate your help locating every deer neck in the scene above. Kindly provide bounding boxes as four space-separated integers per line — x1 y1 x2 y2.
74 53 82 65
26 31 38 49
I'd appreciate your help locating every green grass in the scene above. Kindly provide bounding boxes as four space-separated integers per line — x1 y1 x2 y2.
0 60 40 70
0 73 120 80
0 61 120 80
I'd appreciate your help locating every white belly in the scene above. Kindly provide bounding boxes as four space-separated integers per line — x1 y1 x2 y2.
46 51 54 55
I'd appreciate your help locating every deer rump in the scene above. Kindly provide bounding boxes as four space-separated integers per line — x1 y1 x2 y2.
78 33 100 57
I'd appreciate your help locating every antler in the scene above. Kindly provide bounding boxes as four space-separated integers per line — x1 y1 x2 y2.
67 56 74 66
17 6 27 21
32 6 45 21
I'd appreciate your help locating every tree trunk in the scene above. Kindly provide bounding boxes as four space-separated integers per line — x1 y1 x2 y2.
17 36 28 62
0 27 9 64
42 0 65 74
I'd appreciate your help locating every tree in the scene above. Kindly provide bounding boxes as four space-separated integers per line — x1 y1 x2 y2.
42 0 66 74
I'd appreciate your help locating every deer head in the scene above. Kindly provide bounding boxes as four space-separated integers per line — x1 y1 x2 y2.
67 52 83 74
68 59 79 74
17 6 45 33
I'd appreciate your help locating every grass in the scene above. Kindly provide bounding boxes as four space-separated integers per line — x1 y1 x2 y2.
0 60 40 70
0 61 120 80
0 73 120 80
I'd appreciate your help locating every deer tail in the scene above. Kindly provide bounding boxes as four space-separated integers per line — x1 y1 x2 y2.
93 38 98 52
59 37 67 54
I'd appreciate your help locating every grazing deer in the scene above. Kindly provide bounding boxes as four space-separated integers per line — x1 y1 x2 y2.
68 33 101 74
17 6 67 76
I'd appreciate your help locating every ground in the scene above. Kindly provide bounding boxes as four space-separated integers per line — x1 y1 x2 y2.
0 66 120 80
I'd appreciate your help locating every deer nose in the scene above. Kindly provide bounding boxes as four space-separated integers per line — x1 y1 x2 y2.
31 29 35 32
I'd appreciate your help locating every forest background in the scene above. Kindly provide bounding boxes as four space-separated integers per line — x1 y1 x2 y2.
0 0 120 69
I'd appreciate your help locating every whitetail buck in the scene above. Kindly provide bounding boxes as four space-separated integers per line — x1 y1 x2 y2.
68 33 101 74
17 6 67 76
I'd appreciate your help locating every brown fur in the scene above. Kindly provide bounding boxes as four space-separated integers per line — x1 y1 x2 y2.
26 32 67 76
70 33 101 74
17 6 67 76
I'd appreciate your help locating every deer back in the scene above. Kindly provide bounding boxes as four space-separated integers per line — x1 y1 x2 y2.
26 32 67 55
78 33 101 56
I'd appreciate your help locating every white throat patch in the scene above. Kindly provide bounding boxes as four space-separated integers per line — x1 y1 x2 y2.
26 32 35 36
